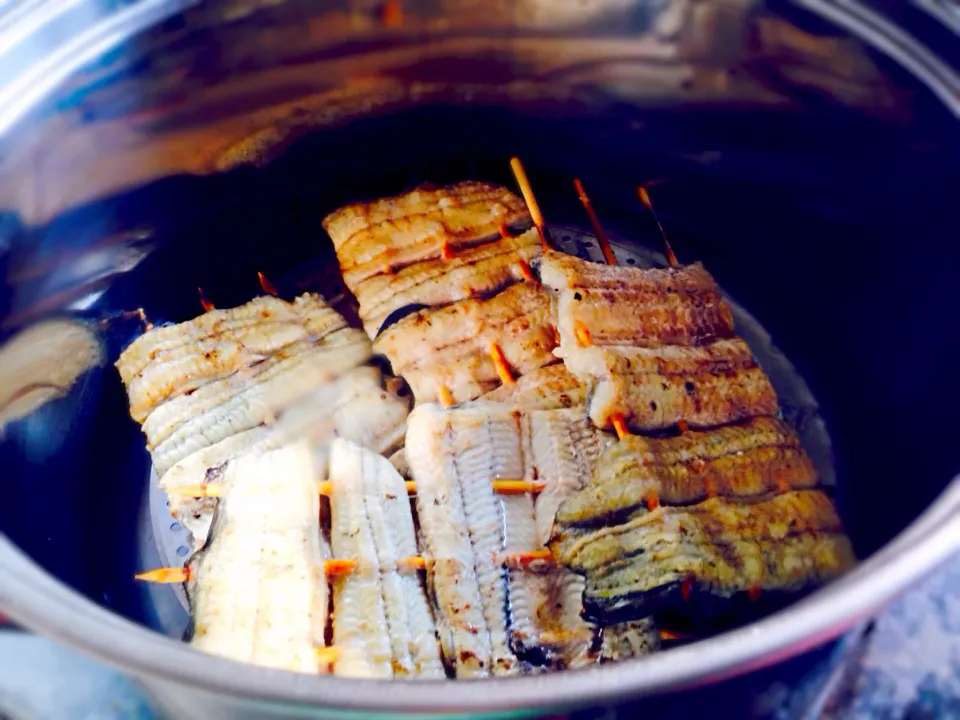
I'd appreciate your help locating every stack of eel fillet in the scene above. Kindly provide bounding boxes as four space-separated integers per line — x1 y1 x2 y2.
539 249 778 432
116 293 410 549
323 182 562 405
541 251 854 623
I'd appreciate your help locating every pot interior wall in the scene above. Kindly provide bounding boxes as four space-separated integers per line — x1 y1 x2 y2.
1 94 958 634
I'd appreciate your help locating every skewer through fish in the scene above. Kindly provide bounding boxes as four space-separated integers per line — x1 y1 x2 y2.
352 229 541 338
408 403 623 674
555 417 818 527
552 490 855 623
119 294 344 422
539 249 777 432
328 439 445 678
323 182 532 289
374 282 557 404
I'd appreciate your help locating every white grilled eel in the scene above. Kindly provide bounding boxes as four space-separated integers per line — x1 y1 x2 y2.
159 367 410 551
406 403 518 677
328 439 444 679
187 442 330 672
408 403 617 673
522 408 610 667
148 328 371 475
119 294 345 422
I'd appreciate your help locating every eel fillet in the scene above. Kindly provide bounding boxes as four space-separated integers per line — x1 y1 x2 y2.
556 417 817 526
158 367 410 549
480 363 586 411
323 182 531 288
408 403 603 673
522 408 613 547
147 328 371 475
187 443 330 672
406 403 520 677
553 490 855 623
353 229 541 338
119 294 344 421
566 340 778 431
328 439 444 678
374 282 557 404
540 249 734 350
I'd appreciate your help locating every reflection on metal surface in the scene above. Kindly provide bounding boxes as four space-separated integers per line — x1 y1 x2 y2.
0 0 932 226
0 318 103 431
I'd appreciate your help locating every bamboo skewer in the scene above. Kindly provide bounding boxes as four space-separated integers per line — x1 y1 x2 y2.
197 287 215 312
516 258 537 283
510 157 552 249
637 184 678 266
166 479 546 499
438 385 456 408
573 177 674 512
137 548 556 585
488 342 516 385
573 179 618 266
315 646 340 665
257 271 279 296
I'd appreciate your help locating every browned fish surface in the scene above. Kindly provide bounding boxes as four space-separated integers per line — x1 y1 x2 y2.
407 403 608 674
553 491 854 622
540 249 734 350
118 294 346 422
352 229 541 338
588 364 779 432
146 328 372 474
375 283 557 404
481 363 586 411
556 417 818 526
561 336 777 432
323 182 531 288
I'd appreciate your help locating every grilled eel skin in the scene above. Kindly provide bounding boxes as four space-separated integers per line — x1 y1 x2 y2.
408 403 604 673
187 443 330 672
328 439 445 678
540 249 735 349
352 229 541 338
323 182 531 288
119 294 344 422
375 282 557 404
551 490 855 622
567 339 778 431
600 619 660 661
481 362 586 411
556 417 816 527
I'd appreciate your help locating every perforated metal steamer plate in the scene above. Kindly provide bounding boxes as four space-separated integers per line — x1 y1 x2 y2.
143 225 835 626
148 466 193 616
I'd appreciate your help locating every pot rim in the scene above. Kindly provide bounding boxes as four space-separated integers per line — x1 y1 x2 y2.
2 477 958 713
1 0 960 711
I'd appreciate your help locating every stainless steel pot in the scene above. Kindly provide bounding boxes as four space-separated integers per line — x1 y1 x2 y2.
0 1 958 717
